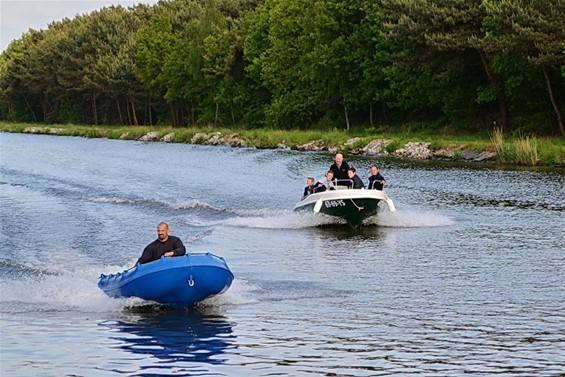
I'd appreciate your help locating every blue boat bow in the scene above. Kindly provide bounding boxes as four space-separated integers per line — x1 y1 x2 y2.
98 253 234 308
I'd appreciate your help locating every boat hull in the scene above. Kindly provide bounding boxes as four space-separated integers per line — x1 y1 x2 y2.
98 253 234 308
293 189 395 226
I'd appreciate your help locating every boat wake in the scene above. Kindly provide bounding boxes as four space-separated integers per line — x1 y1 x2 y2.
91 196 226 213
214 207 453 230
370 209 455 228
0 272 119 314
221 210 338 229
0 261 257 314
87 194 453 230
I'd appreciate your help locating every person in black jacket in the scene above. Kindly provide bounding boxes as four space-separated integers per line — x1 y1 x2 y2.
329 153 350 186
302 177 316 200
367 164 386 190
137 222 186 264
347 167 365 189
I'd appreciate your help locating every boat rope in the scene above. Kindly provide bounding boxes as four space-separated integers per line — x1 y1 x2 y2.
349 190 364 211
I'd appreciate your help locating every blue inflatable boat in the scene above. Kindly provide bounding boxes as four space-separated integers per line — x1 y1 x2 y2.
98 253 234 308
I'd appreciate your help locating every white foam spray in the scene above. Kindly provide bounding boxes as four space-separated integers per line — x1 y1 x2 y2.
372 208 455 228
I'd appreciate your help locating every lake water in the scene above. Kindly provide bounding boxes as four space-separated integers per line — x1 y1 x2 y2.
0 132 564 376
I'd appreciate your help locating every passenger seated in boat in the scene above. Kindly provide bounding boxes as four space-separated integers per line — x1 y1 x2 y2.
302 177 316 200
347 167 365 189
368 164 386 190
314 170 337 193
137 222 186 265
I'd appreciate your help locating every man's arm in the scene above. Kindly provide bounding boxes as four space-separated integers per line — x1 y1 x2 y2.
378 173 386 187
171 237 186 256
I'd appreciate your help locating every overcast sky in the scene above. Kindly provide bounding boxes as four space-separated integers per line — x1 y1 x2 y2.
0 0 160 52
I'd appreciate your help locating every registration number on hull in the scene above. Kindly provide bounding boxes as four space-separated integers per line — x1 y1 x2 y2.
324 199 346 208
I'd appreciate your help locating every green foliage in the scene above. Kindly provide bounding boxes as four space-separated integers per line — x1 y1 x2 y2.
244 0 389 129
482 0 565 135
1 0 564 136
0 4 154 126
136 14 175 94
476 85 497 105
384 139 402 154
537 138 565 166
56 107 83 124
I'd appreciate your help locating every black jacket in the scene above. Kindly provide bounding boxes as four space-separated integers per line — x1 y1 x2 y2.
368 173 385 190
303 185 315 197
349 174 365 189
138 236 186 264
313 181 327 193
329 161 350 185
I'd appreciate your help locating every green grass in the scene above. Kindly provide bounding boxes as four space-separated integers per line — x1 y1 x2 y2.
1 121 563 167
490 127 564 166
514 135 539 166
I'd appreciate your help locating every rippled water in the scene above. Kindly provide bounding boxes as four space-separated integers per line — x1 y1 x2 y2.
1 132 564 376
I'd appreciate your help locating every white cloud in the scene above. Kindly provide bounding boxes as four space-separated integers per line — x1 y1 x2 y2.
0 0 159 52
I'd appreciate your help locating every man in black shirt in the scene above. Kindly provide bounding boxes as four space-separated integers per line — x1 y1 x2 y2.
329 153 350 186
137 222 186 264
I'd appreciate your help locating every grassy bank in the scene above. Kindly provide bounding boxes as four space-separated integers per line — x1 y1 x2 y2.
1 122 564 167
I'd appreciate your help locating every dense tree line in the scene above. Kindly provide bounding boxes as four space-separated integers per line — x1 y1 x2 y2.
0 0 563 135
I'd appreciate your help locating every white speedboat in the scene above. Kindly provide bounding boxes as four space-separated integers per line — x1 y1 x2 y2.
293 186 395 226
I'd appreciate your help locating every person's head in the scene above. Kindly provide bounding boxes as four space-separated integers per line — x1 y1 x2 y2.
347 167 356 178
307 177 315 186
370 164 379 175
326 170 334 179
157 222 170 242
335 153 344 166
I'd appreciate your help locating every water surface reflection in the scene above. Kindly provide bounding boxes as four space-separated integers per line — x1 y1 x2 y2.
101 309 236 368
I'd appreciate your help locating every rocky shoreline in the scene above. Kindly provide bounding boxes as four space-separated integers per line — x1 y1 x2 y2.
22 126 498 163
295 137 495 162
142 130 496 163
